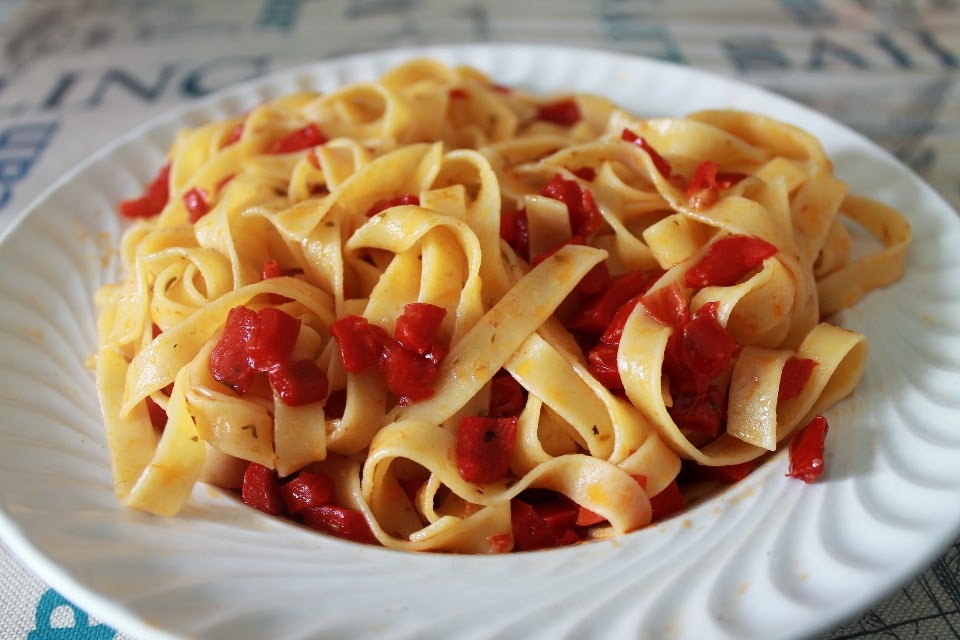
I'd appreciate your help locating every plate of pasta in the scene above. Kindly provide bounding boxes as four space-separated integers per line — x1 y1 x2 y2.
0 43 957 640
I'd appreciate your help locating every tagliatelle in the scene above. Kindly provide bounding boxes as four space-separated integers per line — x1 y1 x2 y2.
94 58 910 553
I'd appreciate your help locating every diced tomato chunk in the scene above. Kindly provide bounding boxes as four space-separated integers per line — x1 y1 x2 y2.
394 302 447 356
575 507 607 527
323 388 347 420
302 505 377 544
599 295 643 345
209 306 258 395
279 470 333 514
118 163 171 219
668 384 727 438
684 235 778 289
449 87 468 99
786 415 829 483
330 315 386 374
242 462 284 516
571 166 596 181
648 480 686 521
536 98 581 126
182 187 210 223
261 258 282 280
489 372 525 417
457 416 518 484
246 307 301 371
621 128 672 178
268 358 329 406
541 173 602 238
511 500 556 551
268 123 326 154
487 532 514 553
695 460 755 483
365 193 419 217
779 357 818 401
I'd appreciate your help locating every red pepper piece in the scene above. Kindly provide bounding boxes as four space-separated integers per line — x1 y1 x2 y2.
394 302 447 356
365 193 419 217
531 492 581 538
621 128 672 178
511 500 556 551
268 358 329 406
599 295 643 345
241 462 284 516
685 160 741 210
695 460 755 483
641 282 690 328
260 258 293 304
567 270 658 336
489 372 525 417
449 87 468 99
209 305 258 396
588 343 622 390
182 187 210 223
302 505 377 544
499 208 530 260
223 122 244 147
246 307 301 372
144 396 167 432
541 173 602 238
330 315 386 374
267 123 326 154
323 388 347 420
536 98 582 126
668 384 727 438
681 302 739 380
685 235 779 289
488 532 514 553
575 507 607 527
118 163 171 219
648 480 686 521
779 357 818 401
457 416 518 484
571 166 596 181
215 173 236 193
279 470 333 514
786 415 829 483
379 338 439 405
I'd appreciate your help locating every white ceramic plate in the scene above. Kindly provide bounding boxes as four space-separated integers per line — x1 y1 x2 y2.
1 44 958 640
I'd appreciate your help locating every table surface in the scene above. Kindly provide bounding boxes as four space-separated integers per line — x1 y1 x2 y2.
0 1 957 639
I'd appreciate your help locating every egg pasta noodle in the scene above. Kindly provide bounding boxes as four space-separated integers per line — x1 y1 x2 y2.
94 59 910 552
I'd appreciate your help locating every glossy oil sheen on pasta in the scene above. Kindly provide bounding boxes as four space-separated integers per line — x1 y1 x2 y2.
93 59 910 553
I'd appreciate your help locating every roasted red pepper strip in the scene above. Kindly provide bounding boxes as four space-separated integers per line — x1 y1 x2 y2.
394 303 447 356
685 235 779 289
365 193 419 217
489 372 525 417
182 187 210 223
641 282 690 328
541 173 602 238
536 98 582 126
567 271 657 336
209 306 258 395
379 337 440 405
246 307 301 371
588 343 623 390
621 128 672 178
268 358 329 406
680 302 739 380
267 123 326 154
118 163 171 218
302 505 377 544
457 416 518 484
279 470 333 514
779 357 818 401
786 415 829 483
648 480 686 521
242 462 284 516
668 384 727 438
694 460 755 483
144 396 168 432
499 208 530 260
511 500 556 551
330 315 386 374
685 160 740 210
